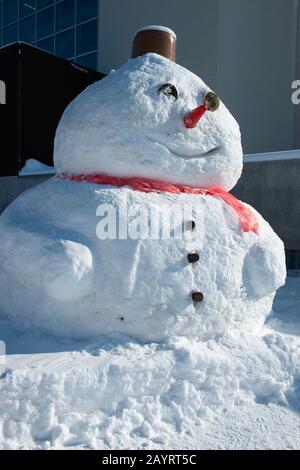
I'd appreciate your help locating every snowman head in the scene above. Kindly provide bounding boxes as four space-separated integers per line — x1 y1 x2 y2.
54 27 243 191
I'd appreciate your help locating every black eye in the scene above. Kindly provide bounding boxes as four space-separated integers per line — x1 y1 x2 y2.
158 83 178 100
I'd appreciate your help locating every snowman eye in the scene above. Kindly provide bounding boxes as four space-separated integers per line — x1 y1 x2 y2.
158 83 178 100
204 91 220 112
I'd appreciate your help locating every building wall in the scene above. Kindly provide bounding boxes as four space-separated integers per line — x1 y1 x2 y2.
0 0 99 70
99 0 299 155
217 0 298 155
0 1 298 154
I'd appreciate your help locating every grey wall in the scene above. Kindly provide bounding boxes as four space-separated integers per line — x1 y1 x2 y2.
232 159 300 250
217 0 297 154
99 0 220 86
99 0 299 154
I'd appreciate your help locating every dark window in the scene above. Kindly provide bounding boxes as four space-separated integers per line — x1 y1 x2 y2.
37 0 53 9
76 20 97 55
56 28 74 59
77 0 98 24
3 0 18 26
37 35 54 53
37 6 54 39
77 52 97 70
19 0 36 19
56 0 75 32
3 23 18 45
0 4 3 29
20 15 36 43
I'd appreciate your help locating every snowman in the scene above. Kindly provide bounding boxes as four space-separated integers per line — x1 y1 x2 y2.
0 26 286 342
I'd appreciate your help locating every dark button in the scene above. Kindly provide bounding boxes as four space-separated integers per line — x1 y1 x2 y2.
186 220 196 231
191 292 204 303
187 253 199 264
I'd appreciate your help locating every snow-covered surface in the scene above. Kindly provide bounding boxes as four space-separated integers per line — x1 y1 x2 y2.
0 275 299 450
54 54 243 192
244 149 300 163
135 25 177 39
19 159 57 176
0 177 286 341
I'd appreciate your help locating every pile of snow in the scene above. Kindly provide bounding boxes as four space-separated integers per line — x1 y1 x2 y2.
0 277 299 449
19 159 56 176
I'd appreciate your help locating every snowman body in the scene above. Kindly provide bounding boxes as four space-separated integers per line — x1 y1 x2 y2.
0 53 286 340
0 176 285 341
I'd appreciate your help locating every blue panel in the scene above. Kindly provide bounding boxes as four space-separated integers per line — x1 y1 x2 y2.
37 6 54 38
56 28 74 58
19 0 36 19
3 0 18 26
37 35 54 53
20 15 36 43
3 23 18 45
77 52 97 70
56 0 75 32
77 0 97 24
76 19 97 55
37 0 53 9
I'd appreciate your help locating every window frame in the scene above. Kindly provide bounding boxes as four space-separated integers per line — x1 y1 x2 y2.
0 0 98 67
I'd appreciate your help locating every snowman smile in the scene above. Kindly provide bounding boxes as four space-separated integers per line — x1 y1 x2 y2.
170 146 221 160
149 138 221 160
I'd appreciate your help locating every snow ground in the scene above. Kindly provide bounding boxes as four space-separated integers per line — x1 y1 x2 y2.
0 275 299 450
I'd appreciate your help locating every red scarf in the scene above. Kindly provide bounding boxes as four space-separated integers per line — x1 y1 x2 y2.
59 173 259 234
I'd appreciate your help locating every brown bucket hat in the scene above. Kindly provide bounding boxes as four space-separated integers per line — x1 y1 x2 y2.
131 25 177 62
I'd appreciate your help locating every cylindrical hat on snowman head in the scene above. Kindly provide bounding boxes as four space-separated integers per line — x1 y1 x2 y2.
131 25 177 62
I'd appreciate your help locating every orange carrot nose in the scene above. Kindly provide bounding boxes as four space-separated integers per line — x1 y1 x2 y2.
183 92 220 129
183 104 207 129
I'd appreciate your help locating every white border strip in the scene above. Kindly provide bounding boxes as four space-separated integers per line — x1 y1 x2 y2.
244 149 300 163
18 168 56 176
